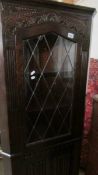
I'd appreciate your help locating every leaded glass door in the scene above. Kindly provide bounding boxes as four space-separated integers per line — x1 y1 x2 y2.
16 24 78 148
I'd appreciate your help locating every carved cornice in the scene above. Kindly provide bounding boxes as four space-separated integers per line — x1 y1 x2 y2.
2 2 90 49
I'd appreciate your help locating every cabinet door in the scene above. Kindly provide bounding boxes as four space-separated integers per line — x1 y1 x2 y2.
16 23 82 148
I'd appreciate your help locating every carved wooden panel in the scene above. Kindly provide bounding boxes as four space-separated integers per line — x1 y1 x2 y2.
25 143 72 175
2 2 90 48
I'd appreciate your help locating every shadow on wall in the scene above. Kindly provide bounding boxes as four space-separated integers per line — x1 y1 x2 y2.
80 58 98 168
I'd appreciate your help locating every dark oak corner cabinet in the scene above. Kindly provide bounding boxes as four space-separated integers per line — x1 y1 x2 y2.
0 1 95 175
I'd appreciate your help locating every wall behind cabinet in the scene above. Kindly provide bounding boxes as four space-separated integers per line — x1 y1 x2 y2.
74 0 98 59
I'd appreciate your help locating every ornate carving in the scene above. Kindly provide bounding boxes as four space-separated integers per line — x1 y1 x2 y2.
2 2 90 48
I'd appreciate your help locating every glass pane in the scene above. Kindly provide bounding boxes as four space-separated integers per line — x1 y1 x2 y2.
23 32 77 144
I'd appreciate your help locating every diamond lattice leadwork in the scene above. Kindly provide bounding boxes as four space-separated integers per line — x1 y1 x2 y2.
23 33 77 144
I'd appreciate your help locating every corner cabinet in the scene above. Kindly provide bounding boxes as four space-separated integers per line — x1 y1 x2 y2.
0 1 95 175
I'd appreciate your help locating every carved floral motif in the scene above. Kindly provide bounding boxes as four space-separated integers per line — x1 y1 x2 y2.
2 2 90 48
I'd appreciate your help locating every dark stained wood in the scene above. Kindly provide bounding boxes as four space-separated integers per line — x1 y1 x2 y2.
0 1 95 175
1 0 95 15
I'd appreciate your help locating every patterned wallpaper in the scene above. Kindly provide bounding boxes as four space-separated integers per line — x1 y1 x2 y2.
81 58 98 168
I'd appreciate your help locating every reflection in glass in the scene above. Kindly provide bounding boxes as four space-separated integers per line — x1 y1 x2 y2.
23 33 77 144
